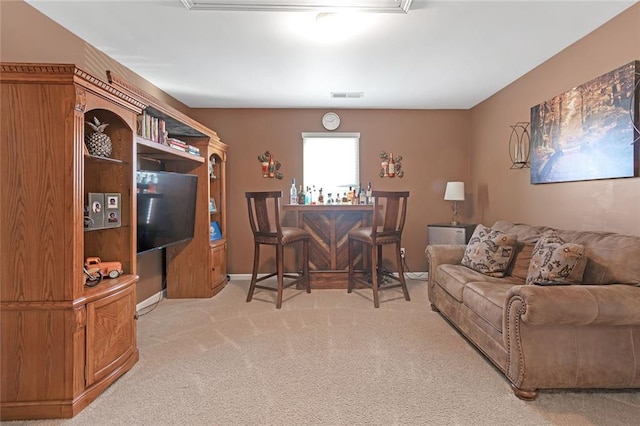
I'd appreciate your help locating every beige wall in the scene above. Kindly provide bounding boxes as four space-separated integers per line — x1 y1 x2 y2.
0 0 191 115
2 0 638 277
190 108 471 273
470 3 640 236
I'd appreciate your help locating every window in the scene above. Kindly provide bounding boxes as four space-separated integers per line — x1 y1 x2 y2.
302 132 360 198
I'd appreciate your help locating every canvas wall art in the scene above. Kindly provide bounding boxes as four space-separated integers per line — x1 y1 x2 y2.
530 60 639 184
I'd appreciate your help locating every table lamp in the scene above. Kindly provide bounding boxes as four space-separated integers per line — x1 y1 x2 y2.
444 181 465 225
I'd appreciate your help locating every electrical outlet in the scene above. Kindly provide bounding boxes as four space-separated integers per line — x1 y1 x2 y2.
400 248 406 258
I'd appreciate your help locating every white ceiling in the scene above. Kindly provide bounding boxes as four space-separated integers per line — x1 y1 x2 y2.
26 0 637 109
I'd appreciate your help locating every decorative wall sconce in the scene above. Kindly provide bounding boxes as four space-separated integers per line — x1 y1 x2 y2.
379 151 404 178
509 122 530 169
257 150 283 179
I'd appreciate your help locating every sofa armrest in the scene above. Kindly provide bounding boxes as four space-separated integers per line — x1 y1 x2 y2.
425 244 466 292
504 284 640 327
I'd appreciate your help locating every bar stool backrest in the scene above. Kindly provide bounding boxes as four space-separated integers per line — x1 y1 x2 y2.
245 191 283 241
371 190 409 239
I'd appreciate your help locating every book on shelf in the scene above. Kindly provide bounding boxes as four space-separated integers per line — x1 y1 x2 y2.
137 111 167 144
167 137 187 148
210 221 222 241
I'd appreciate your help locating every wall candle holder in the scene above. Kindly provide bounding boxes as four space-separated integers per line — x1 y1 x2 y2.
379 151 404 178
509 122 530 169
257 150 283 179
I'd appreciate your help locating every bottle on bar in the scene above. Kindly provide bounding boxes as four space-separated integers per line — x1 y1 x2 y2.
305 186 311 205
298 185 306 205
318 188 324 205
359 186 366 205
366 182 372 204
290 178 297 205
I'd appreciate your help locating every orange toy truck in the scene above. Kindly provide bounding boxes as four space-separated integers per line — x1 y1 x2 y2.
85 257 123 279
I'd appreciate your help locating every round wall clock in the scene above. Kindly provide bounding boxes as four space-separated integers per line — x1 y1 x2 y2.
322 112 340 131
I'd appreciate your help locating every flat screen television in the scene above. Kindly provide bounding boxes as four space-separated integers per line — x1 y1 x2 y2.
136 170 198 255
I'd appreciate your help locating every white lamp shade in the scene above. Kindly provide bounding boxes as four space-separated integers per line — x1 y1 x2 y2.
444 182 465 201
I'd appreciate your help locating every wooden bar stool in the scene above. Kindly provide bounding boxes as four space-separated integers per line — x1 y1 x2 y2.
245 191 310 309
347 190 410 308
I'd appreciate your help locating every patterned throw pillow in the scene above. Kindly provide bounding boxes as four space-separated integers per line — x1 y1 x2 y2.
525 231 587 285
461 224 518 277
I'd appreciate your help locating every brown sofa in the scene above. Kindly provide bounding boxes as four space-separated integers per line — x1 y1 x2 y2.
425 220 640 400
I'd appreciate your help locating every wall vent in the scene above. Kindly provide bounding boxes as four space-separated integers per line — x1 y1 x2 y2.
330 92 364 99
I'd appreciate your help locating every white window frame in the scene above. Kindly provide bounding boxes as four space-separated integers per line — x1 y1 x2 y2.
301 132 360 198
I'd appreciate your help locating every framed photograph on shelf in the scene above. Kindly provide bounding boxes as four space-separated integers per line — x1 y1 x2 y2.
104 192 121 228
209 197 217 213
87 192 104 229
210 221 222 241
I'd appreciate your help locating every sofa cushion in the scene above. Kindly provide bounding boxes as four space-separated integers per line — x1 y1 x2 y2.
507 241 537 280
437 264 523 302
463 282 515 332
461 224 518 277
526 231 587 285
492 220 640 286
553 229 640 285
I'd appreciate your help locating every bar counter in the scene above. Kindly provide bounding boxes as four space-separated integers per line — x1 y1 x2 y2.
282 204 373 289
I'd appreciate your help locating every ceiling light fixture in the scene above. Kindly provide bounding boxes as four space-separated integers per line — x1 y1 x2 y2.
331 92 364 99
180 0 413 13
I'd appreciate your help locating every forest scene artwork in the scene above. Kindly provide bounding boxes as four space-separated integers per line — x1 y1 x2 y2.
530 61 639 184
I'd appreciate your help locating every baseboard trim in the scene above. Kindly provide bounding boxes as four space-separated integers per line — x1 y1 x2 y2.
136 289 166 312
229 273 428 281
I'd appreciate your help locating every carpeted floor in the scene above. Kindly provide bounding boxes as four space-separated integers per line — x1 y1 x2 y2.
8 278 640 425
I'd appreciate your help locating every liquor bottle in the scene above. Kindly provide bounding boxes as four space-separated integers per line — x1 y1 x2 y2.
366 182 372 204
305 187 311 205
347 186 353 204
297 185 305 205
351 188 357 205
388 152 396 177
311 185 317 205
290 178 297 205
341 192 348 203
317 188 324 205
359 186 366 205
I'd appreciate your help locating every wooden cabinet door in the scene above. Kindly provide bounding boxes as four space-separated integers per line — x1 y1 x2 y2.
85 285 137 386
209 242 227 291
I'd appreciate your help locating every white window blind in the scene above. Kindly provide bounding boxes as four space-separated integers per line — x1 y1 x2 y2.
302 132 360 197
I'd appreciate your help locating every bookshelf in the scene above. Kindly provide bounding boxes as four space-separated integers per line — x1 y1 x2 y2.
1 63 141 420
107 71 229 299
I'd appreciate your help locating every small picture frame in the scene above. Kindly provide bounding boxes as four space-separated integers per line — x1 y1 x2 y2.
209 197 217 213
88 193 104 229
103 193 121 228
106 194 119 209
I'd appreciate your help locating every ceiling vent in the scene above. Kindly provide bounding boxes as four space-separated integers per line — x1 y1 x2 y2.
331 92 364 99
181 1 412 13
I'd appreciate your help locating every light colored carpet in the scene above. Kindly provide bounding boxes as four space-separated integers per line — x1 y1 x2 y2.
8 278 640 425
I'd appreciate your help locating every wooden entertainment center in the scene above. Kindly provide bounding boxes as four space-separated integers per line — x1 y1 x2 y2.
0 63 227 420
